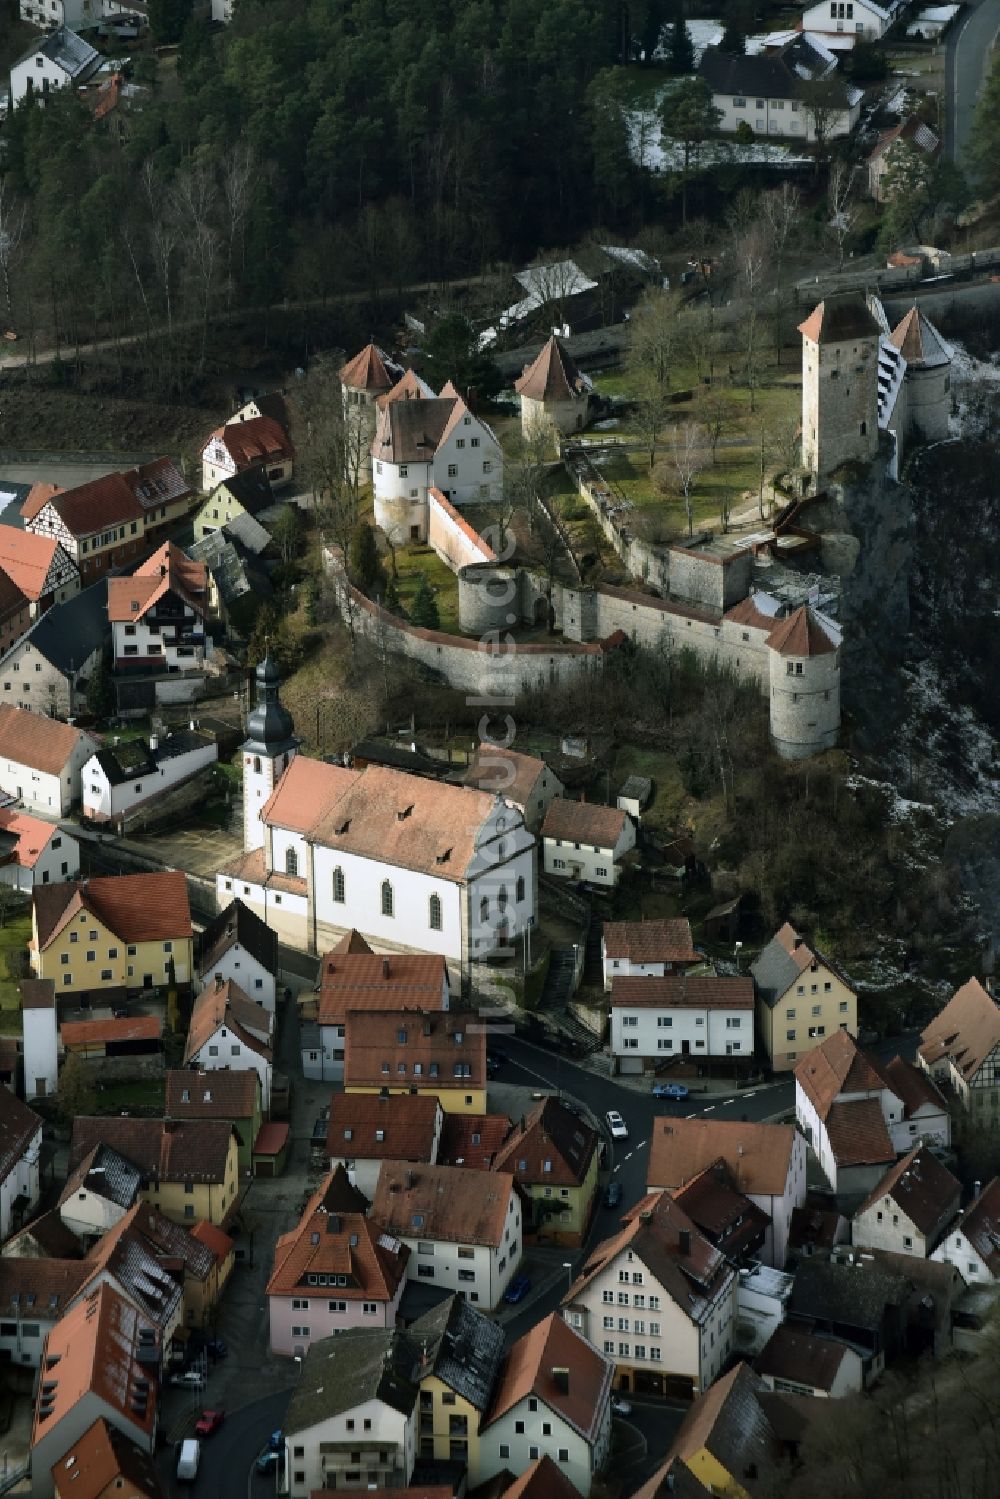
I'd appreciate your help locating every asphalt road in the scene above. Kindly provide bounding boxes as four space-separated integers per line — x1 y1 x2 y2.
159 1390 293 1499
945 0 1000 159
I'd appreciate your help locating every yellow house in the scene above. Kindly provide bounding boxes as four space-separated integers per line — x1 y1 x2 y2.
750 921 857 1073
186 1219 237 1326
637 1364 769 1499
68 1117 240 1228
410 1294 505 1483
31 871 193 1000
192 469 278 543
343 1010 487 1115
491 1096 599 1246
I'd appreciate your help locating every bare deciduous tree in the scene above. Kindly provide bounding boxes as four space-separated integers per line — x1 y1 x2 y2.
667 420 706 535
0 181 28 330
628 287 682 388
827 159 859 269
290 356 365 561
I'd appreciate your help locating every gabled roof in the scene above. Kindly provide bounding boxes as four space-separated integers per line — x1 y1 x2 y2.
325 1093 441 1163
33 871 192 951
106 542 207 624
437 1113 512 1169
657 1363 777 1493
286 1326 418 1432
50 1417 163 1499
59 1143 143 1211
376 368 436 410
213 467 277 518
823 1099 895 1168
890 305 952 368
69 1118 235 1187
611 974 754 1011
492 1097 598 1188
514 336 589 403
165 1069 260 1120
0 1256 91 1319
756 1325 853 1392
15 25 100 79
344 1008 485 1094
951 1176 1000 1275
463 745 552 807
0 703 92 777
857 1144 961 1234
603 917 698 964
751 921 853 1009
339 343 402 393
124 458 191 515
371 398 460 465
766 605 838 657
919 977 1000 1082
20 582 108 676
8 1206 83 1259
793 1027 890 1119
61 1016 161 1048
316 949 447 1029
184 977 272 1065
541 797 628 849
484 1313 612 1442
262 757 361 836
199 897 278 979
409 1293 506 1413
206 415 292 468
789 1252 909 1330
491 1456 580 1499
0 806 60 869
797 293 881 345
0 1086 41 1185
267 1169 408 1302
647 1117 796 1198
29 472 143 539
881 1054 948 1118
701 36 837 100
372 1160 516 1248
84 1207 183 1330
672 1160 771 1259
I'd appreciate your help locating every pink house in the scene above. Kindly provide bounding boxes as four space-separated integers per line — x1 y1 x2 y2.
267 1166 409 1358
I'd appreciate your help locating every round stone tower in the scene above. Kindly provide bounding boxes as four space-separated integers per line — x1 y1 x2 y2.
766 606 840 760
889 305 953 443
798 295 881 483
242 654 300 851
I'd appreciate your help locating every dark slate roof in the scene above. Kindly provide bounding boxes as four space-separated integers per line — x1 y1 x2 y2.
285 1326 418 1432
223 510 273 555
789 1255 909 1333
409 1294 506 1413
217 468 276 518
750 937 802 1010
699 36 836 101
93 731 214 786
187 532 273 608
24 581 108 675
15 24 100 77
64 1143 144 1209
199 898 278 978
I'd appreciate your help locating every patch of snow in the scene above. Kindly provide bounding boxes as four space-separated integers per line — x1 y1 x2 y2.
653 19 723 63
627 96 812 171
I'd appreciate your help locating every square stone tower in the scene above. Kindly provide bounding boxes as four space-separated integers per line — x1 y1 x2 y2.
799 294 881 481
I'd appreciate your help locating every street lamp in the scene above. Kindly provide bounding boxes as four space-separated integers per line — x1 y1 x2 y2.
562 1261 573 1295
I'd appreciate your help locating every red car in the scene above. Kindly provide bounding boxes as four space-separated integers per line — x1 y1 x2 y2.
194 1410 225 1438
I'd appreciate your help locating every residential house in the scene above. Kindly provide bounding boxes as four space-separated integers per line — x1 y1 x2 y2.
58 1145 143 1246
198 898 279 1011
647 1117 806 1268
371 1160 522 1309
200 417 293 493
232 392 291 428
610 975 755 1073
437 1113 513 1170
18 0 102 35
282 1325 418 1498
23 460 191 582
802 0 895 41
183 976 273 1112
868 115 941 202
106 544 210 674
186 529 272 636
0 530 79 616
95 1201 231 1333
562 1191 737 1401
795 1028 949 1195
30 871 193 1000
409 1293 505 1478
755 1323 865 1399
164 1069 263 1176
541 800 636 888
344 1009 487 1115
0 571 32 658
601 917 700 990
3 1207 83 1261
191 468 279 543
325 1093 444 1198
81 732 218 828
186 1220 235 1326
484 1456 582 1499
50 1418 164 1499
0 807 79 890
918 977 1000 1118
80 1208 184 1353
0 1258 91 1368
632 1363 786 1499
267 1167 409 1357
10 27 101 109
491 1097 599 1246
478 1313 613 1498
672 1161 771 1266
699 37 862 142
371 386 502 543
932 1176 1000 1284
787 1251 911 1381
21 979 58 1102
304 939 449 1082
751 921 858 1072
852 1145 961 1258
29 1284 158 1499
68 1118 240 1228
219 663 537 974
514 335 595 438
0 583 108 718
0 704 97 816
0 1086 42 1241
462 746 565 834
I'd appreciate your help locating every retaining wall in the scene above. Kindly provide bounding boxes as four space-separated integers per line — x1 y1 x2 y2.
427 488 498 572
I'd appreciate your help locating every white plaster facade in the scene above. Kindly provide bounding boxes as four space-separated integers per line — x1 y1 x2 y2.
372 403 503 544
18 0 101 30
285 1395 415 1499
611 994 753 1068
481 1385 612 1499
22 998 58 1102
189 1023 272 1112
711 90 860 141
542 817 636 888
0 728 97 817
82 739 218 824
801 0 889 38
199 941 276 1012
932 1217 999 1284
59 1183 130 1244
0 1121 40 1242
389 1185 522 1311
853 1193 947 1258
0 822 79 891
112 605 210 672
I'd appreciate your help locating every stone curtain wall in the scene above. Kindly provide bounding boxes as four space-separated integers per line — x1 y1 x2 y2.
427 489 498 572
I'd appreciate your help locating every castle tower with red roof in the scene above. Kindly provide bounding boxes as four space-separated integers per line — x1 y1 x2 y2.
798 294 880 480
766 605 841 760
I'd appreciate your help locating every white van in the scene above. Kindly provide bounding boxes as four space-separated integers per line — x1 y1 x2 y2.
177 1439 201 1482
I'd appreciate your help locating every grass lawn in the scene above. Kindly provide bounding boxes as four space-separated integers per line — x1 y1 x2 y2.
95 1079 165 1113
610 745 689 834
0 913 31 1013
391 543 461 633
0 1011 22 1036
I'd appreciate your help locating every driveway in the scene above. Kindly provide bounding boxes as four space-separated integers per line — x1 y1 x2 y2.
945 0 1000 159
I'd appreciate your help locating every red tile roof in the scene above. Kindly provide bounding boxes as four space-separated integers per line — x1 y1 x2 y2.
0 703 91 776
21 483 63 522
514 336 589 403
724 595 778 633
61 1016 161 1047
766 606 837 657
496 1457 580 1499
463 745 551 807
207 415 292 469
262 757 361 835
919 977 1000 1083
823 1099 894 1168
647 1117 796 1197
881 1055 948 1117
952 1176 1000 1275
338 343 397 393
189 1220 234 1261
603 917 698 964
796 296 880 346
427 488 497 561
253 1122 289 1157
165 1069 260 1119
438 1113 512 1169
344 1008 485 1095
50 1417 163 1499
611 974 753 1010
184 977 271 1065
69 1117 235 1186
317 950 448 1028
32 471 144 539
371 1161 516 1248
857 1144 961 1233
756 1324 854 1393
492 1097 598 1188
107 542 207 623
793 1028 889 1119
483 1313 613 1441
0 807 60 869
541 797 629 848
325 1093 441 1163
268 1169 408 1301
33 871 191 950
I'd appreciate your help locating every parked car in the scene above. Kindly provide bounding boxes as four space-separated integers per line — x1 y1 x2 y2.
176 1440 200 1482
170 1370 207 1390
256 1451 281 1474
604 1181 623 1209
611 1395 633 1417
651 1082 689 1101
194 1410 225 1438
503 1274 532 1305
205 1338 228 1361
606 1110 629 1140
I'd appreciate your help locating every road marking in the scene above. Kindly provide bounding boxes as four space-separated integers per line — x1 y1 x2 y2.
723 1098 735 1105
743 1091 757 1098
613 1162 622 1173
685 1111 698 1118
636 1138 648 1149
623 1151 633 1162
702 1105 716 1113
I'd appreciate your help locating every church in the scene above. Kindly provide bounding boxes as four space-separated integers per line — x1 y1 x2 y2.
217 658 537 982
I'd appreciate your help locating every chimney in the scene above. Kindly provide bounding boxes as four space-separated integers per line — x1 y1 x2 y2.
149 735 158 752
382 957 390 980
678 1229 691 1257
551 1367 569 1396
974 1180 982 1199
